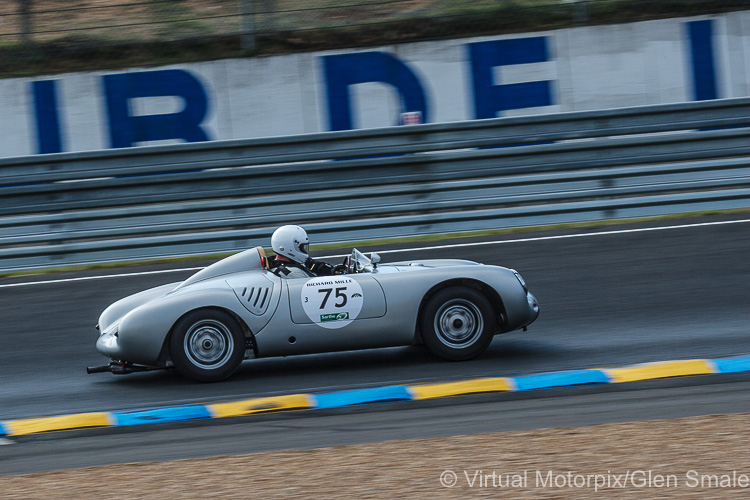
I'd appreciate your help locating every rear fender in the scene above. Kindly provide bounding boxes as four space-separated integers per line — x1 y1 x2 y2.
98 282 179 334
116 287 253 365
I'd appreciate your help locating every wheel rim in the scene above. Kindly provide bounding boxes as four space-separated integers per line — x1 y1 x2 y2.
433 299 484 348
183 319 234 369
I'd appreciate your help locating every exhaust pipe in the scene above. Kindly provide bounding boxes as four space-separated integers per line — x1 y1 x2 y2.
87 362 164 375
87 365 111 374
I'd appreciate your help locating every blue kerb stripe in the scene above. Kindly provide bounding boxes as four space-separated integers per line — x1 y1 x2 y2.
0 421 7 437
313 386 413 409
112 405 212 426
711 355 750 374
513 369 610 391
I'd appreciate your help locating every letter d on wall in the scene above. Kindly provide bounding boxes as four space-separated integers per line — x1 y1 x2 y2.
104 69 210 148
323 52 428 131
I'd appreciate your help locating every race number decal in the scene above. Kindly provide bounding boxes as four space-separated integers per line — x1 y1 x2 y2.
301 277 364 329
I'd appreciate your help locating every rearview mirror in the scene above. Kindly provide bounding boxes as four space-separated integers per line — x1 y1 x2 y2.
370 252 381 265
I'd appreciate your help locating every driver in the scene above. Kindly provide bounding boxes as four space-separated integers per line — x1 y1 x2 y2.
268 225 334 278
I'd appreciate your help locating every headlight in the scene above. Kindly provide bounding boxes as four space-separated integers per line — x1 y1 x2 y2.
528 293 539 313
101 322 119 337
511 269 528 292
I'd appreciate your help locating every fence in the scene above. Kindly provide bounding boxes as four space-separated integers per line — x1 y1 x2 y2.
1 97 749 272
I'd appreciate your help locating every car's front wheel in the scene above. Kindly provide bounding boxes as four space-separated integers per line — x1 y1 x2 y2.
420 286 495 361
169 309 245 382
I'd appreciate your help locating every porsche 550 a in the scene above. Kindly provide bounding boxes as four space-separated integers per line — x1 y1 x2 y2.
88 247 539 382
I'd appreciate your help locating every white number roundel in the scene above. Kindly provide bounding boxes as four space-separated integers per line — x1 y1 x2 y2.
301 277 364 329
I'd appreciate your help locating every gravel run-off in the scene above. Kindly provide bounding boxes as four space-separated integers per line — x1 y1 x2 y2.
2 413 748 498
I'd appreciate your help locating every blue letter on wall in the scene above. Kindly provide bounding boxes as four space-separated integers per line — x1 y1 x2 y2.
469 37 552 119
687 20 718 101
104 69 209 148
323 52 428 131
32 80 63 154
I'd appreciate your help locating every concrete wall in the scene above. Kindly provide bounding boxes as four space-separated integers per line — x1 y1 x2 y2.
1 11 749 158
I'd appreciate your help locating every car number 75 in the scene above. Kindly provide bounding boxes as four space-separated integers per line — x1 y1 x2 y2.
319 287 347 309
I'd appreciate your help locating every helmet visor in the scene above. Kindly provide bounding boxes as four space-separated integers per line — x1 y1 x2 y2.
299 243 309 254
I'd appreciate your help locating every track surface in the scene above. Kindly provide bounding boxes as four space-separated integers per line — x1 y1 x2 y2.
3 376 749 476
0 214 749 474
1 214 748 421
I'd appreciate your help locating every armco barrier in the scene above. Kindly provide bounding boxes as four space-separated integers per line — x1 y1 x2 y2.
1 98 750 272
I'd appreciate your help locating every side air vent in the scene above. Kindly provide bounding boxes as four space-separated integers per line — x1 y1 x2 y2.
227 275 276 316
240 286 271 314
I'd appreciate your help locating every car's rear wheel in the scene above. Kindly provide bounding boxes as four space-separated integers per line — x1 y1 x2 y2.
170 309 245 382
420 286 494 361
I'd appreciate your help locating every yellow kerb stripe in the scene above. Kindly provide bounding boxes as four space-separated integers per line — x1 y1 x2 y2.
6 412 112 436
209 394 313 418
408 377 513 400
606 359 715 383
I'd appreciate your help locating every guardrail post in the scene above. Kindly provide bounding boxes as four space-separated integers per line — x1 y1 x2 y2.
239 0 256 51
565 0 589 25
262 0 276 32
19 0 34 44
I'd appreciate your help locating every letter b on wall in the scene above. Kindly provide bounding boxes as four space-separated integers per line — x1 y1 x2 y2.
323 52 428 131
104 69 210 148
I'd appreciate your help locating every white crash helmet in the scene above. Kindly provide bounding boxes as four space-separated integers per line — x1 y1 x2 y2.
271 225 310 264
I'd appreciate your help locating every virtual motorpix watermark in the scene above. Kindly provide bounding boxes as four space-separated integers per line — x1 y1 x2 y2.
439 470 750 491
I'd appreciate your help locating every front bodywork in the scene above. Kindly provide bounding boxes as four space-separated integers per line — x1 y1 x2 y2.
93 247 539 369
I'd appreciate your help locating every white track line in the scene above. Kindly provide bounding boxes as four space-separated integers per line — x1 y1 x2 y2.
365 218 750 256
0 267 204 288
2 218 749 288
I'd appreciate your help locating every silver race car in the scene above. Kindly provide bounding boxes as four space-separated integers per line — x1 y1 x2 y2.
88 247 539 382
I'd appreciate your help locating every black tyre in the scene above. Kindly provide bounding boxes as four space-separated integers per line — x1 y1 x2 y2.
169 309 245 382
420 286 495 361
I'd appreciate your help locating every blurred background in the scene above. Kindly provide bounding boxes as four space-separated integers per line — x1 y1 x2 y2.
2 0 748 77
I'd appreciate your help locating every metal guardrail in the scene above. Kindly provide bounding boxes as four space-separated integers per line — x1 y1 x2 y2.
1 97 750 272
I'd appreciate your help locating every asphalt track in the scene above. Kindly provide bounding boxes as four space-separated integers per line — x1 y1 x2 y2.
0 214 748 472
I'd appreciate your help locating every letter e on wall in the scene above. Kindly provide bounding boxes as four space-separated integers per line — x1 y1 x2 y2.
468 37 553 119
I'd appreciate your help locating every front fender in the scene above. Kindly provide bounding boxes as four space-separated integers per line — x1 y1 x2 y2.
480 268 538 331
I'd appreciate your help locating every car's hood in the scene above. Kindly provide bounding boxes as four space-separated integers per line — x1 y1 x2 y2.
384 259 482 269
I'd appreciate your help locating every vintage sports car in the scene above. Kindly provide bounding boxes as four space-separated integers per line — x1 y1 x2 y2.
88 247 539 382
